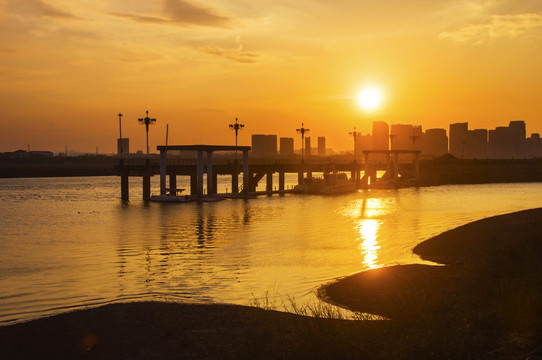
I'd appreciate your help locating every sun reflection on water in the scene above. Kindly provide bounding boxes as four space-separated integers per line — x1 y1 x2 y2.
356 219 381 269
343 195 397 269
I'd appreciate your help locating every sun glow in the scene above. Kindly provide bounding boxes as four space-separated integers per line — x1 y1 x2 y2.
357 86 384 112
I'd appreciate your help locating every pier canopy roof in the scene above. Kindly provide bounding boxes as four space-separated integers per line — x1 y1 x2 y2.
157 145 251 152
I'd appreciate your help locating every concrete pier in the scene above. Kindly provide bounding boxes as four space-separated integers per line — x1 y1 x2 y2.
115 147 423 200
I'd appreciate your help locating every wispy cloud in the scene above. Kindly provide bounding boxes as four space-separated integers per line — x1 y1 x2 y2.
10 0 79 19
112 0 231 28
439 13 542 44
198 46 257 63
165 0 230 27
197 36 258 63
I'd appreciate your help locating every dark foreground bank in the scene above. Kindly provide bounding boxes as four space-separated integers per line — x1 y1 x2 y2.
321 207 542 359
3 209 542 359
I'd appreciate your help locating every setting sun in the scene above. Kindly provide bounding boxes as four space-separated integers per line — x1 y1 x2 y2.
357 87 384 112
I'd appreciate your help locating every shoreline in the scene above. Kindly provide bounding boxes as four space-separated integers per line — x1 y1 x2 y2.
319 208 542 317
2 208 542 358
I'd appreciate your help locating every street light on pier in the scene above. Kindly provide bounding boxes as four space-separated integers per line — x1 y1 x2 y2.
138 110 156 158
349 127 360 163
296 123 310 160
117 113 124 160
228 118 244 147
118 113 123 139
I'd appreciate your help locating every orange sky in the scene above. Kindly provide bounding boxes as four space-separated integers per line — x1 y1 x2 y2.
1 0 542 153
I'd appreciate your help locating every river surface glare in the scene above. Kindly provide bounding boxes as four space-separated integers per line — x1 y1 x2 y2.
1 176 542 324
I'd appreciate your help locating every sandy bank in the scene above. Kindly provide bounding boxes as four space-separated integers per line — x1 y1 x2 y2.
320 208 542 344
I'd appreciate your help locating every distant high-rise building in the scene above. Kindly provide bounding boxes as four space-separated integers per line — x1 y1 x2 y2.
526 133 542 158
305 137 311 156
317 136 326 156
449 122 469 158
117 138 129 157
390 124 422 150
509 120 526 158
372 121 389 150
279 137 294 155
466 129 488 159
252 134 277 155
355 134 372 159
421 129 447 158
488 127 512 159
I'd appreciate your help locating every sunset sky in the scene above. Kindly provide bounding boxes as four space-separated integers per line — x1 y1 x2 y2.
1 0 542 153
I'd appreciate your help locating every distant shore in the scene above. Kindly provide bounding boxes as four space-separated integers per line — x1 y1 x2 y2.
2 209 542 359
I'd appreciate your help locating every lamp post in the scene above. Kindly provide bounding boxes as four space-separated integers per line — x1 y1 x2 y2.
117 113 123 160
296 123 310 160
118 112 123 139
229 117 244 148
138 110 156 159
349 127 360 163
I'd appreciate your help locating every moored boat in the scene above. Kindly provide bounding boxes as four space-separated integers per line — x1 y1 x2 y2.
150 188 191 202
293 172 356 194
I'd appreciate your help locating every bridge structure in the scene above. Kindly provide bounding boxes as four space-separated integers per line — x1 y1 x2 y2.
115 145 421 201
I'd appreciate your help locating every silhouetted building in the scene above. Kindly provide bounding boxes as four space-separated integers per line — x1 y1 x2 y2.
421 128 448 158
305 137 311 156
488 127 512 159
449 122 468 158
317 137 326 156
372 121 389 150
526 133 542 158
466 129 488 159
509 120 526 158
355 133 372 159
117 138 129 157
390 124 422 151
252 134 277 155
279 137 294 155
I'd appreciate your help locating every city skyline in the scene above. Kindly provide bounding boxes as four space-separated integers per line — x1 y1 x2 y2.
1 1 542 153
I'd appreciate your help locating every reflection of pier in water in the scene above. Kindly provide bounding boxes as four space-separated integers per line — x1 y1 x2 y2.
115 144 422 200
114 200 255 300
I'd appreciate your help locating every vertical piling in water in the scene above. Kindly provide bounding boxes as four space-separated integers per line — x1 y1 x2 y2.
279 172 285 191
232 170 239 193
121 174 129 201
266 172 273 193
190 171 198 195
169 174 176 193
212 173 218 194
414 152 420 185
242 151 249 194
142 175 151 201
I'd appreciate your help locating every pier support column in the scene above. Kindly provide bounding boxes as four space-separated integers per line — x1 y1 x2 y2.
121 174 129 201
232 171 239 193
143 175 151 201
266 172 273 193
385 154 392 182
190 171 198 195
169 174 176 194
212 173 218 195
414 152 420 185
160 150 167 195
279 172 285 191
197 151 204 196
298 171 303 184
242 151 249 194
206 151 214 195
394 153 400 184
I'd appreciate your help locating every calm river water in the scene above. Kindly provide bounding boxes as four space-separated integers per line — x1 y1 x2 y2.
1 176 542 324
